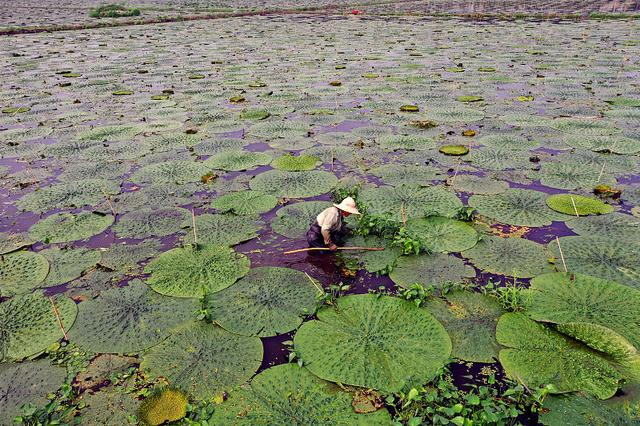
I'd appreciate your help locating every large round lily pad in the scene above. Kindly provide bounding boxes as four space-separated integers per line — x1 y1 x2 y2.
525 273 640 359
209 363 391 425
469 189 568 227
535 162 615 190
271 153 321 171
566 213 640 243
0 250 49 295
141 322 262 400
208 267 318 337
29 212 114 244
0 232 32 255
540 394 639 426
389 254 476 289
182 214 262 246
359 185 463 222
78 387 141 426
17 179 120 213
548 236 640 288
478 134 539 150
369 164 441 187
249 170 338 198
145 245 250 298
68 280 198 353
207 151 272 171
270 201 333 239
563 134 640 155
546 194 614 216
211 191 277 216
98 240 162 273
294 294 451 392
113 208 189 239
462 235 550 278
130 160 212 185
405 216 478 253
0 293 77 361
0 360 67 422
451 175 509 195
424 291 504 363
41 247 101 287
551 118 620 136
496 312 623 400
339 235 402 274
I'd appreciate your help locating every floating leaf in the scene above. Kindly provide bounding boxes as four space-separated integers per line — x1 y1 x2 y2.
400 105 419 112
29 212 114 244
41 247 101 287
76 125 143 141
450 175 509 195
182 214 262 246
456 95 483 103
145 245 250 298
270 201 333 238
439 145 469 155
406 216 479 253
424 106 485 123
17 179 120 213
206 151 272 171
130 161 211 185
535 162 615 190
563 134 640 155
469 189 568 227
249 170 338 198
0 293 76 361
294 294 451 392
468 147 531 171
2 106 30 114
141 322 262 400
369 164 440 187
249 120 309 139
496 312 622 399
463 235 550 278
211 190 277 216
210 364 391 425
424 291 504 363
340 235 402 274
551 118 620 136
377 134 436 151
0 232 32 255
78 387 140 425
389 253 475 289
99 240 162 273
113 208 189 239
271 153 320 171
546 194 614 216
76 354 138 391
69 280 198 353
477 134 538 150
540 394 638 426
566 213 640 243
0 250 49 295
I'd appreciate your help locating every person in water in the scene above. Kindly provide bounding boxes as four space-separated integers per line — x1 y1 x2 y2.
306 197 361 252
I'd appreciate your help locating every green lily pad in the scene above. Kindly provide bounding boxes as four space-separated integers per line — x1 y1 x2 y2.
546 194 614 216
469 189 568 227
340 235 402 274
112 90 133 96
206 151 272 172
181 214 262 246
0 232 32 254
450 175 509 195
400 105 419 112
41 247 101 287
75 124 144 142
496 312 623 400
525 273 640 359
17 179 120 213
359 185 463 222
566 213 640 243
439 145 469 155
468 147 531 171
535 162 615 190
294 294 451 392
389 254 476 289
145 245 250 298
99 240 162 273
240 109 270 121
369 164 441 187
0 293 77 361
551 118 620 136
477 134 539 150
249 170 338 198
249 120 309 139
270 201 333 238
2 106 31 114
540 394 639 426
456 96 483 103
563 135 640 155
0 250 49 295
209 364 391 425
75 354 138 391
68 280 198 353
130 161 212 185
377 134 436 151
208 267 318 337
271 153 321 171
424 291 504 363
78 387 141 425
141 322 262 400
548 236 640 288
405 216 479 253
113 208 189 239
29 212 114 244
424 106 485 123
463 235 550 278
0 360 66 421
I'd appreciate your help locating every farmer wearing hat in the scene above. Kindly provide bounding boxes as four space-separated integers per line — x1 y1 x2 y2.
306 197 361 252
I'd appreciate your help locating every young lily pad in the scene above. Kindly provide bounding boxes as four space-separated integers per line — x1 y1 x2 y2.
141 322 262 400
17 179 120 213
469 189 568 227
181 214 262 246
496 312 623 400
145 245 250 298
389 254 475 289
209 364 391 425
99 240 162 273
249 170 338 198
294 294 451 392
456 96 483 103
400 105 419 112
566 213 640 243
0 250 49 295
0 232 32 254
130 161 212 185
0 293 77 361
270 201 333 238
208 267 318 337
406 216 479 253
439 145 469 155
369 164 441 187
0 360 66 421
206 151 272 172
41 247 101 287
113 208 189 239
359 185 463 222
68 280 199 353
2 106 31 114
271 153 321 171
548 236 640 288
29 212 114 244
424 291 504 363
546 194 614 216
463 235 550 278
340 235 402 274
212 191 277 216
525 273 640 359
450 175 509 195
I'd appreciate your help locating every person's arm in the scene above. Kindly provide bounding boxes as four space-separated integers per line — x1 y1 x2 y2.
321 228 336 250
319 208 339 250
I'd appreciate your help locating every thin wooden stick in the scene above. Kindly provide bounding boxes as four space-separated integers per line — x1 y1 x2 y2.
555 236 568 273
596 161 606 183
284 246 385 255
304 272 324 295
450 157 462 186
569 196 579 218
101 189 116 217
49 297 68 340
401 203 407 227
191 209 198 245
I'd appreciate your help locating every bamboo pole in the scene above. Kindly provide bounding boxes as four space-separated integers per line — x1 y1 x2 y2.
304 272 324 295
555 237 568 273
191 209 198 245
101 189 116 217
49 297 68 340
284 246 385 255
569 196 580 218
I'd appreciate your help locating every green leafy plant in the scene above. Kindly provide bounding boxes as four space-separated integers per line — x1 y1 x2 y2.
481 279 530 312
392 227 424 255
89 4 141 19
454 206 476 222
398 283 437 307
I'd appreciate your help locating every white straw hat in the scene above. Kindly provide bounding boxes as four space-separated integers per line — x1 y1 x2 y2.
333 197 361 215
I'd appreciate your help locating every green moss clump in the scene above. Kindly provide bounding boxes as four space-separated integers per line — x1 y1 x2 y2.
89 4 141 19
138 388 188 426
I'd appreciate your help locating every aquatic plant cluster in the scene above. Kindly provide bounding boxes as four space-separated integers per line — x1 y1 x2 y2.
1 3 640 425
